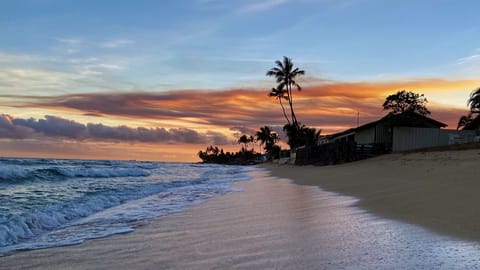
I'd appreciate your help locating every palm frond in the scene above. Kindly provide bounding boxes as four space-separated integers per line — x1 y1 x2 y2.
469 87 480 111
294 82 302 91
275 60 284 70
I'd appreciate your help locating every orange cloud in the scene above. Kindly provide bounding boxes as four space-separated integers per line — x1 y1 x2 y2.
1 77 477 161
7 79 478 129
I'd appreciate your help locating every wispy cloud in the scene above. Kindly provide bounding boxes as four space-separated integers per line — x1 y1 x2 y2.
456 48 480 64
0 68 83 91
52 38 84 54
240 0 290 12
100 39 135 48
457 54 480 65
56 38 83 45
0 53 43 64
0 51 131 93
198 0 291 13
76 62 126 76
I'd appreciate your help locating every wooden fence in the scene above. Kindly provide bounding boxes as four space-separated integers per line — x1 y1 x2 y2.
295 142 385 166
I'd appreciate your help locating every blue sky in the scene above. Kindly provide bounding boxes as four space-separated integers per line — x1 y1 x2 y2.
2 0 479 94
1 0 480 161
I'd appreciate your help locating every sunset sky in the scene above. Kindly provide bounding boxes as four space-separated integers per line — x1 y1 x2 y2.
1 0 480 162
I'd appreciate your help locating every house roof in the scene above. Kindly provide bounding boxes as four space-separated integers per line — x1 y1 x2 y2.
326 128 355 140
328 111 447 139
356 111 447 131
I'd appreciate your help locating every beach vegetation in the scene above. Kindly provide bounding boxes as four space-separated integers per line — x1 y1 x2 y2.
238 134 254 151
197 145 259 165
383 90 430 116
198 127 283 164
283 123 322 149
469 87 480 113
255 126 280 155
457 87 480 130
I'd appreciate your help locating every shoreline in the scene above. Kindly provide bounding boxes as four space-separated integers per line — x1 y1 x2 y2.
2 153 480 268
263 148 480 242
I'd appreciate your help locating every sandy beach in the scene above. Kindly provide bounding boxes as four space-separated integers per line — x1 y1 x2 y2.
2 149 480 269
266 148 480 241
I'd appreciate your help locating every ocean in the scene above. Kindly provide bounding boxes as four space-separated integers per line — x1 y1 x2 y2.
0 158 251 255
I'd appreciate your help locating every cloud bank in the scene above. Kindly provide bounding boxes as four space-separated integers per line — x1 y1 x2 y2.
0 114 230 145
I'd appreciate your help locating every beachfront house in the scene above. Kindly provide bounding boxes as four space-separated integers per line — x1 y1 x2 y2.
328 111 479 153
354 111 447 152
296 111 478 165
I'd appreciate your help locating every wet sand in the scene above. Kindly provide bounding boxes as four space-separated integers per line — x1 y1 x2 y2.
266 148 480 242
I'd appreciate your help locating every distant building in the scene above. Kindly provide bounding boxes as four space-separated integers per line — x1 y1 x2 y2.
327 111 477 152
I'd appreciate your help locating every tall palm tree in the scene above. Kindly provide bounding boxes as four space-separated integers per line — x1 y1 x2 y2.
269 87 290 125
283 123 302 149
266 56 305 129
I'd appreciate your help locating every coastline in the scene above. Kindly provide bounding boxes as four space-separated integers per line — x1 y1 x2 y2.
2 152 480 269
264 148 480 242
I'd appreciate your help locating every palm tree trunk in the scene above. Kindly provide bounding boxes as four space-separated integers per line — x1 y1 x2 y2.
279 98 291 125
287 82 299 129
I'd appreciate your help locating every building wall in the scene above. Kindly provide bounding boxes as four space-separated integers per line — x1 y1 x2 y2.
392 127 477 152
355 127 375 144
375 124 392 146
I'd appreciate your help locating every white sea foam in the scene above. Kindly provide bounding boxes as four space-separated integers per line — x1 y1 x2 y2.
0 158 251 255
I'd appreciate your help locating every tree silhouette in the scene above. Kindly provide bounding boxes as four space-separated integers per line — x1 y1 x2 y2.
266 56 305 129
457 115 472 130
255 126 280 154
238 134 254 151
302 126 322 148
283 123 321 149
458 87 480 130
468 87 480 114
383 90 430 116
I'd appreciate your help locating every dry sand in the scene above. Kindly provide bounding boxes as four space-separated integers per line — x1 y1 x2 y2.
1 149 480 269
266 148 480 242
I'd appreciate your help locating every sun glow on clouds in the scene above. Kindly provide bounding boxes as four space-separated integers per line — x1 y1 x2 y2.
1 77 478 161
0 139 208 162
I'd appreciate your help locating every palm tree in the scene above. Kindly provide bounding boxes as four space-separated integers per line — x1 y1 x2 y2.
255 126 280 154
238 134 254 151
238 135 249 151
255 127 268 153
269 87 290 125
302 126 322 148
468 87 480 114
266 56 305 129
458 87 480 130
283 124 322 149
457 115 472 130
283 123 303 149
